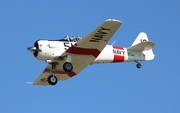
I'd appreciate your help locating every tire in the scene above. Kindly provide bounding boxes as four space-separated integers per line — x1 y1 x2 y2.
47 75 58 85
63 62 73 72
136 63 142 69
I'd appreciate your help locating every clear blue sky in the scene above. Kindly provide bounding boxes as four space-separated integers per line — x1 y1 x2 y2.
0 0 179 113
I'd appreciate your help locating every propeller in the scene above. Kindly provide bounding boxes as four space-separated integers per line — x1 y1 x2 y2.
27 40 41 57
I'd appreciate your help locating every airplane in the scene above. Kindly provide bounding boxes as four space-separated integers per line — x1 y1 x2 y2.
27 19 155 86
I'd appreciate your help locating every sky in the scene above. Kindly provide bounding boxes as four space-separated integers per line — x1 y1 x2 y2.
0 0 180 113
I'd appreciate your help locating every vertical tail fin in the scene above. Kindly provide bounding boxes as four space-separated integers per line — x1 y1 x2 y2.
131 32 149 46
131 32 155 60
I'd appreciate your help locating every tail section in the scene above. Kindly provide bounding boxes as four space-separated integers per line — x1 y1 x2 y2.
131 32 149 46
130 32 155 60
143 48 155 60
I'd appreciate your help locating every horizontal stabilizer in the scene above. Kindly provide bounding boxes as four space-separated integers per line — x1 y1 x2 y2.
127 41 154 52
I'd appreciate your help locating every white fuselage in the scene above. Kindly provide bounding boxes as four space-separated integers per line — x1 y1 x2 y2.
35 40 145 63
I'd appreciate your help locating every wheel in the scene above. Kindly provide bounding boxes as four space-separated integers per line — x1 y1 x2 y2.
136 63 142 69
63 62 73 72
47 75 58 85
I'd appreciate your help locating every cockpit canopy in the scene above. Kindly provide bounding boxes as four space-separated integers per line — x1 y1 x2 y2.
58 35 83 42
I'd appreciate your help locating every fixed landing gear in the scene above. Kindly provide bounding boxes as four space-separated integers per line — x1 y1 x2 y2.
136 63 142 69
63 62 73 72
47 63 58 86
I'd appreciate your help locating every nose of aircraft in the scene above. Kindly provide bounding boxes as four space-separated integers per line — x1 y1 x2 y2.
27 46 39 57
27 40 40 57
27 46 37 53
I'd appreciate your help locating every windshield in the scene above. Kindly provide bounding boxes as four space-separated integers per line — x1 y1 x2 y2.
59 35 83 42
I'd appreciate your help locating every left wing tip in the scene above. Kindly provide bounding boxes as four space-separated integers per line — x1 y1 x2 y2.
25 82 33 85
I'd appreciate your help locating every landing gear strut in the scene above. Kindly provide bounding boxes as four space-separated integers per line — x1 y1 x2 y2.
47 63 58 85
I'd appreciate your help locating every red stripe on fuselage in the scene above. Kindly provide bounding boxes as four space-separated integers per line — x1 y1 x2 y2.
113 46 125 62
113 46 124 49
44 68 76 77
66 46 100 58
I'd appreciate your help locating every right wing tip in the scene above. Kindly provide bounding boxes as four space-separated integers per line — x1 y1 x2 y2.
106 19 122 23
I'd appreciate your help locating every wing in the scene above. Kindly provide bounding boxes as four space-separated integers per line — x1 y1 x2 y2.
33 64 74 85
66 19 122 55
33 19 122 85
33 54 96 85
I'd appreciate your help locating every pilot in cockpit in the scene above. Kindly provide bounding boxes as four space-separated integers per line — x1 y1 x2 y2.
70 37 75 42
75 37 79 42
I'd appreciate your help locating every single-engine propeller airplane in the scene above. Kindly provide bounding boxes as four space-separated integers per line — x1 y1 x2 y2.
27 19 155 86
